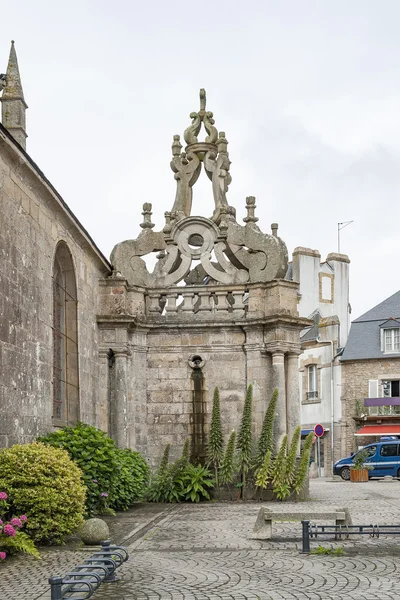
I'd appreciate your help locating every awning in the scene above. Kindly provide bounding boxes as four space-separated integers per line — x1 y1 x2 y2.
355 425 400 437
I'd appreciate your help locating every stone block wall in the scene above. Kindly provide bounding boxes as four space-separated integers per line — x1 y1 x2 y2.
341 357 400 456
0 133 110 447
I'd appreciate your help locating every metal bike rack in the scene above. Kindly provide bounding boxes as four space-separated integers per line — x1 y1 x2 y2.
301 519 400 554
48 540 129 599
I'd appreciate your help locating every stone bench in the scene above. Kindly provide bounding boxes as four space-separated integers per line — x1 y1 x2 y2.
251 507 352 540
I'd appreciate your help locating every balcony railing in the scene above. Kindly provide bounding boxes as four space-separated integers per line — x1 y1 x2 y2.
146 285 248 319
356 398 400 417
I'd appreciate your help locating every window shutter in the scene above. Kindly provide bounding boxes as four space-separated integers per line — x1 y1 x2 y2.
368 380 379 398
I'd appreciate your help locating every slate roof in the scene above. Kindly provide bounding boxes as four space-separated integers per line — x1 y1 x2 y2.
341 290 400 361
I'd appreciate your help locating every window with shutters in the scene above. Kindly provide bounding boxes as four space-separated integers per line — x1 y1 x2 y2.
52 242 79 425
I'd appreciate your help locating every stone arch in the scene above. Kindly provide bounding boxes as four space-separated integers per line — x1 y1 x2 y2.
52 241 79 425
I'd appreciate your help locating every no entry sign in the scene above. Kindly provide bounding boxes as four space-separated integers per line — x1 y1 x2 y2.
314 423 324 437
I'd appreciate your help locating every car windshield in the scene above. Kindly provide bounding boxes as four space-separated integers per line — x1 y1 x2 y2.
363 446 376 458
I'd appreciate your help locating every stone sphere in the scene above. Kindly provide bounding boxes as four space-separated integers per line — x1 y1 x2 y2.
80 518 110 545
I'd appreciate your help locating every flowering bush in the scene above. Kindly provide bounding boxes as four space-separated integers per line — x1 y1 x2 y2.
39 424 149 515
0 492 40 560
0 443 86 545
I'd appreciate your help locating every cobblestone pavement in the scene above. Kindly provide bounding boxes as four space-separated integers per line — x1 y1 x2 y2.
2 479 400 599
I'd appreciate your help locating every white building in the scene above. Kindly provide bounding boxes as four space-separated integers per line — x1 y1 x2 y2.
290 247 351 475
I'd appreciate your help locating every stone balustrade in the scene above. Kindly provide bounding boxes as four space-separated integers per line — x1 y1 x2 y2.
146 285 248 319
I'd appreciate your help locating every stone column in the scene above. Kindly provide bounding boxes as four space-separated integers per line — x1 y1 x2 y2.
286 352 301 451
112 349 129 448
243 326 267 438
271 350 287 446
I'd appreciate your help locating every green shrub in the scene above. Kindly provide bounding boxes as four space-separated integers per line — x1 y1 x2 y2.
39 423 149 515
39 423 117 515
112 449 150 511
0 443 86 545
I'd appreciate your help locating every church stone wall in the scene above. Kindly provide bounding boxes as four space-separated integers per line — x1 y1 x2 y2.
0 134 110 447
144 326 248 464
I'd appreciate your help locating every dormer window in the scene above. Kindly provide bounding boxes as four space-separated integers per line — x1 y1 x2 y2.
384 328 400 353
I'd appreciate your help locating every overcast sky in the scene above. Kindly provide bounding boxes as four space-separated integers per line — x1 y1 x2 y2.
3 1 400 320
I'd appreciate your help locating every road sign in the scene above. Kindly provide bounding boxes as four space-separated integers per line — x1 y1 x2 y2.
314 423 324 438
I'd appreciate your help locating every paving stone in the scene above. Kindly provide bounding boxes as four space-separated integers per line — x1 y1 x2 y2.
2 480 400 599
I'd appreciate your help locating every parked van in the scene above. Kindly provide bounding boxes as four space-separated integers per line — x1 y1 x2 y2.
334 440 400 480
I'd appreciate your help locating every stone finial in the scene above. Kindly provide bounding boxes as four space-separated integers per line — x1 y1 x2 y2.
199 88 206 112
171 134 182 157
183 88 218 146
271 223 278 237
163 211 172 235
243 196 259 224
140 203 155 229
1 41 28 150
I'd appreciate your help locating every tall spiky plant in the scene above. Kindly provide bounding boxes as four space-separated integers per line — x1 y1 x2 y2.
285 425 301 483
236 384 253 499
158 444 170 476
181 437 190 465
255 449 272 489
206 387 224 485
272 434 290 500
255 388 279 470
219 430 236 485
292 432 314 494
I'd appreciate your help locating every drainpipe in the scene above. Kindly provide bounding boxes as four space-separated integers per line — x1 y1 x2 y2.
315 335 343 476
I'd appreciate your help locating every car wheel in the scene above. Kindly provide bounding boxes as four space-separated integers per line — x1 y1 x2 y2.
397 468 400 479
340 467 350 481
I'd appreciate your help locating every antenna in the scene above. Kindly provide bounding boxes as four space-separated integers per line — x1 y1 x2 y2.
337 221 354 253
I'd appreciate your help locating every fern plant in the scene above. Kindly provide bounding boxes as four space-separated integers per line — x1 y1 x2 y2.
236 384 253 499
180 465 214 502
206 387 224 485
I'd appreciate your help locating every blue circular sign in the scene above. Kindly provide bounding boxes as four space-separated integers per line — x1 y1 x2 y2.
314 423 324 437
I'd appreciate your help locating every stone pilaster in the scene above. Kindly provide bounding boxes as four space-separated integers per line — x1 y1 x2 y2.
112 349 130 448
286 352 301 450
242 326 267 438
271 350 287 446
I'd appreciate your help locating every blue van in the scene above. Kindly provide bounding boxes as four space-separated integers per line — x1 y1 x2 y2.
334 440 400 480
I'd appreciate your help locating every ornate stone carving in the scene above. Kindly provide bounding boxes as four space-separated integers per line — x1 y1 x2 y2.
110 91 289 289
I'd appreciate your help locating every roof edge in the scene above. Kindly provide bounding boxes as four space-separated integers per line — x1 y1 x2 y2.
0 122 112 274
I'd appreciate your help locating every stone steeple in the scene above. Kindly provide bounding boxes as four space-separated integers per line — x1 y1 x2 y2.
0 41 28 150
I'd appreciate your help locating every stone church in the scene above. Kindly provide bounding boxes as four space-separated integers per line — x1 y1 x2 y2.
0 42 323 464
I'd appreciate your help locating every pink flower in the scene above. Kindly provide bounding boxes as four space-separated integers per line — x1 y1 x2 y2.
0 519 2 525
100 492 108 497
0 552 6 560
19 515 28 523
0 492 7 501
10 518 22 528
3 524 16 537
92 479 98 484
